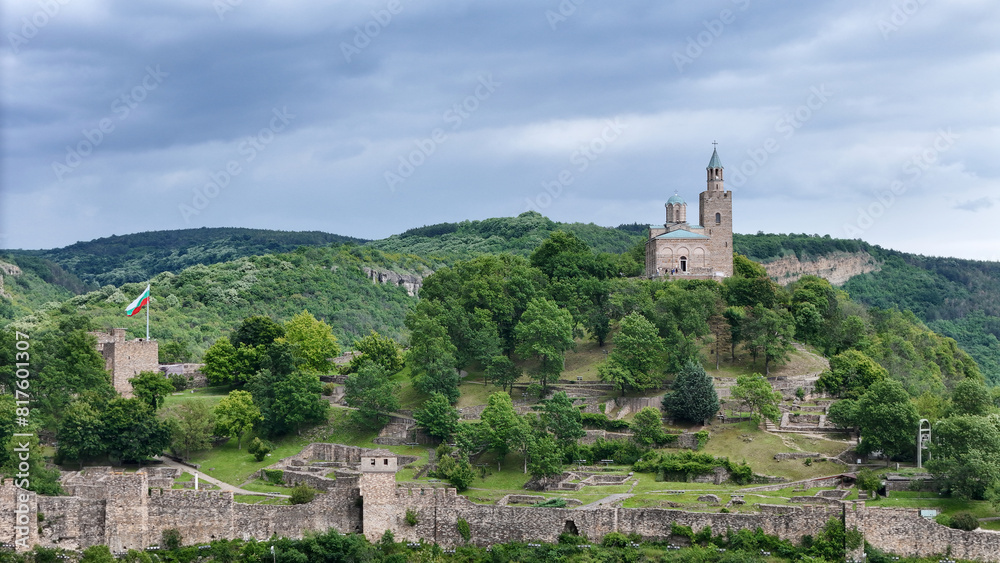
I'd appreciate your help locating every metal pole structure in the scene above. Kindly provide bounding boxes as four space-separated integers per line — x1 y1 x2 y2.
146 283 150 340
917 418 931 469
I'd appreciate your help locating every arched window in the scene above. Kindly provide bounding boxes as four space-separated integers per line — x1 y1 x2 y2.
680 256 687 272
715 212 721 224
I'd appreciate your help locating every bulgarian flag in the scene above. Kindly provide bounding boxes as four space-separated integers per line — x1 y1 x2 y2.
126 285 150 317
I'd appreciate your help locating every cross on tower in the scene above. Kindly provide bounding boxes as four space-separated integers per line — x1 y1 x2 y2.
712 140 718 148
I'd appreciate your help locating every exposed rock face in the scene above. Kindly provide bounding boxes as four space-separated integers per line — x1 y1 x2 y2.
762 251 879 286
0 260 21 298
362 267 428 297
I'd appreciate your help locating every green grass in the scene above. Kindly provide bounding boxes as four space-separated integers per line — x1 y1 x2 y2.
700 422 849 482
240 480 290 494
162 385 235 410
879 494 1000 519
234 494 288 505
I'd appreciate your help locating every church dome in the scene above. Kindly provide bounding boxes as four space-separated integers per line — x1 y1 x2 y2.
667 194 686 205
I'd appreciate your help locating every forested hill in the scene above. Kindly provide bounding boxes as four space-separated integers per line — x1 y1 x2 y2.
2 227 366 289
734 232 1000 385
365 211 645 259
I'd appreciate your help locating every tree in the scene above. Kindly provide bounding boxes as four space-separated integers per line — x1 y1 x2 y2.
662 360 719 424
630 407 665 447
80 545 115 563
167 400 215 460
344 362 401 430
950 378 993 417
270 371 329 435
816 350 888 399
232 315 285 349
514 298 575 392
103 398 173 463
527 433 564 479
405 308 461 402
34 328 114 421
927 415 1000 500
485 355 521 393
745 305 795 375
540 391 585 449
129 371 174 411
855 379 919 465
414 393 460 442
289 483 318 504
201 337 239 385
281 310 341 373
731 373 781 425
826 399 858 431
732 253 768 279
56 400 106 467
600 312 664 395
350 331 404 373
214 390 261 449
159 340 192 363
856 468 882 498
480 392 528 470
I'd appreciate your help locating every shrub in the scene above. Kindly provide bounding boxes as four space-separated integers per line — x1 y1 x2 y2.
289 483 317 505
322 382 337 396
670 522 694 541
456 518 471 542
531 498 567 508
950 512 979 531
405 508 418 526
161 528 182 551
601 532 629 548
795 387 806 400
694 430 710 451
934 514 953 528
169 373 188 392
247 437 273 462
262 469 284 484
804 458 812 466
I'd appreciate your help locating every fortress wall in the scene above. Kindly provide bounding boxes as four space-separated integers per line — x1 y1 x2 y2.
849 504 1000 562
234 487 362 541
36 496 105 551
148 489 235 546
0 480 38 550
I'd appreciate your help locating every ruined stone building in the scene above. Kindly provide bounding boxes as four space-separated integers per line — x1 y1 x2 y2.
89 328 158 397
645 146 734 278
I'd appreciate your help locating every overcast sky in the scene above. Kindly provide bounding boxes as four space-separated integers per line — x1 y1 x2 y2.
2 0 998 259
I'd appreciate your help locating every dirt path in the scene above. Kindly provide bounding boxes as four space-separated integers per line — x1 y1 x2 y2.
577 493 633 510
157 457 288 498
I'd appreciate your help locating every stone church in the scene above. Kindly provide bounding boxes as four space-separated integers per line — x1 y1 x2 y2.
645 145 733 278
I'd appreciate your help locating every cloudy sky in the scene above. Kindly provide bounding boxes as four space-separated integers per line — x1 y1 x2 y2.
2 0 998 259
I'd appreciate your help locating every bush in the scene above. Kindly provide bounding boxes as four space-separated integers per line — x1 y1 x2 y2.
950 512 979 531
601 532 629 548
169 373 188 392
456 518 471 542
694 430 710 451
247 437 273 462
161 528 182 551
322 382 337 396
405 508 418 526
262 469 284 484
934 514 953 528
531 498 567 508
289 483 317 505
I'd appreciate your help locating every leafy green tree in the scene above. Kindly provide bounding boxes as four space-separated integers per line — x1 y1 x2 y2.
816 349 888 399
34 327 115 421
732 253 768 278
405 308 461 402
826 399 858 431
630 406 665 447
270 371 329 435
129 371 174 410
600 312 664 395
856 468 882 497
722 274 784 309
214 390 261 449
201 337 239 385
1 432 63 494
56 400 106 466
514 297 575 392
855 379 919 465
159 339 192 363
80 545 115 563
731 373 781 425
745 305 795 375
445 459 476 491
723 305 747 362
103 398 172 463
527 433 564 479
540 391 585 449
480 392 528 470
247 437 273 462
166 400 215 460
928 415 1000 499
651 284 718 372
414 393 460 442
232 315 285 349
349 331 404 373
661 360 719 424
950 378 993 416
344 362 401 430
281 309 341 373
485 355 521 393
289 483 318 504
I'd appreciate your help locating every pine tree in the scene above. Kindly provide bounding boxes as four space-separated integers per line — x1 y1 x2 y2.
662 360 720 424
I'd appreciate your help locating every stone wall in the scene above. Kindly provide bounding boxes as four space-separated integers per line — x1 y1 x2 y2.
90 328 159 397
847 503 1000 562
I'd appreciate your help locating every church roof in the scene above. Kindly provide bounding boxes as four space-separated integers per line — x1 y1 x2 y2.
667 193 686 205
654 229 710 240
707 147 723 169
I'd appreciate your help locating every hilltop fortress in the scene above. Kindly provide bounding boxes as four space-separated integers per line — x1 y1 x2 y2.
3 444 1000 561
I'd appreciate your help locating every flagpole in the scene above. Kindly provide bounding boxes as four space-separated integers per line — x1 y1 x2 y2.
146 282 150 340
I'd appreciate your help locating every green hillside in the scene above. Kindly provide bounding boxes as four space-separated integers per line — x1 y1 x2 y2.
3 227 366 289
734 233 1000 385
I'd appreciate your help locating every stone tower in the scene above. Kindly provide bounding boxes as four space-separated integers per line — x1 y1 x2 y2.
698 146 733 276
358 449 399 542
90 328 159 397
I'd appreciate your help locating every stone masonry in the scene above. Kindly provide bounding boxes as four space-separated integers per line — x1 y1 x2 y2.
90 328 159 397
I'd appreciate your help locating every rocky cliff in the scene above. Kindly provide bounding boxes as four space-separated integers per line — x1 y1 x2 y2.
362 267 429 297
0 260 21 298
762 251 879 286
